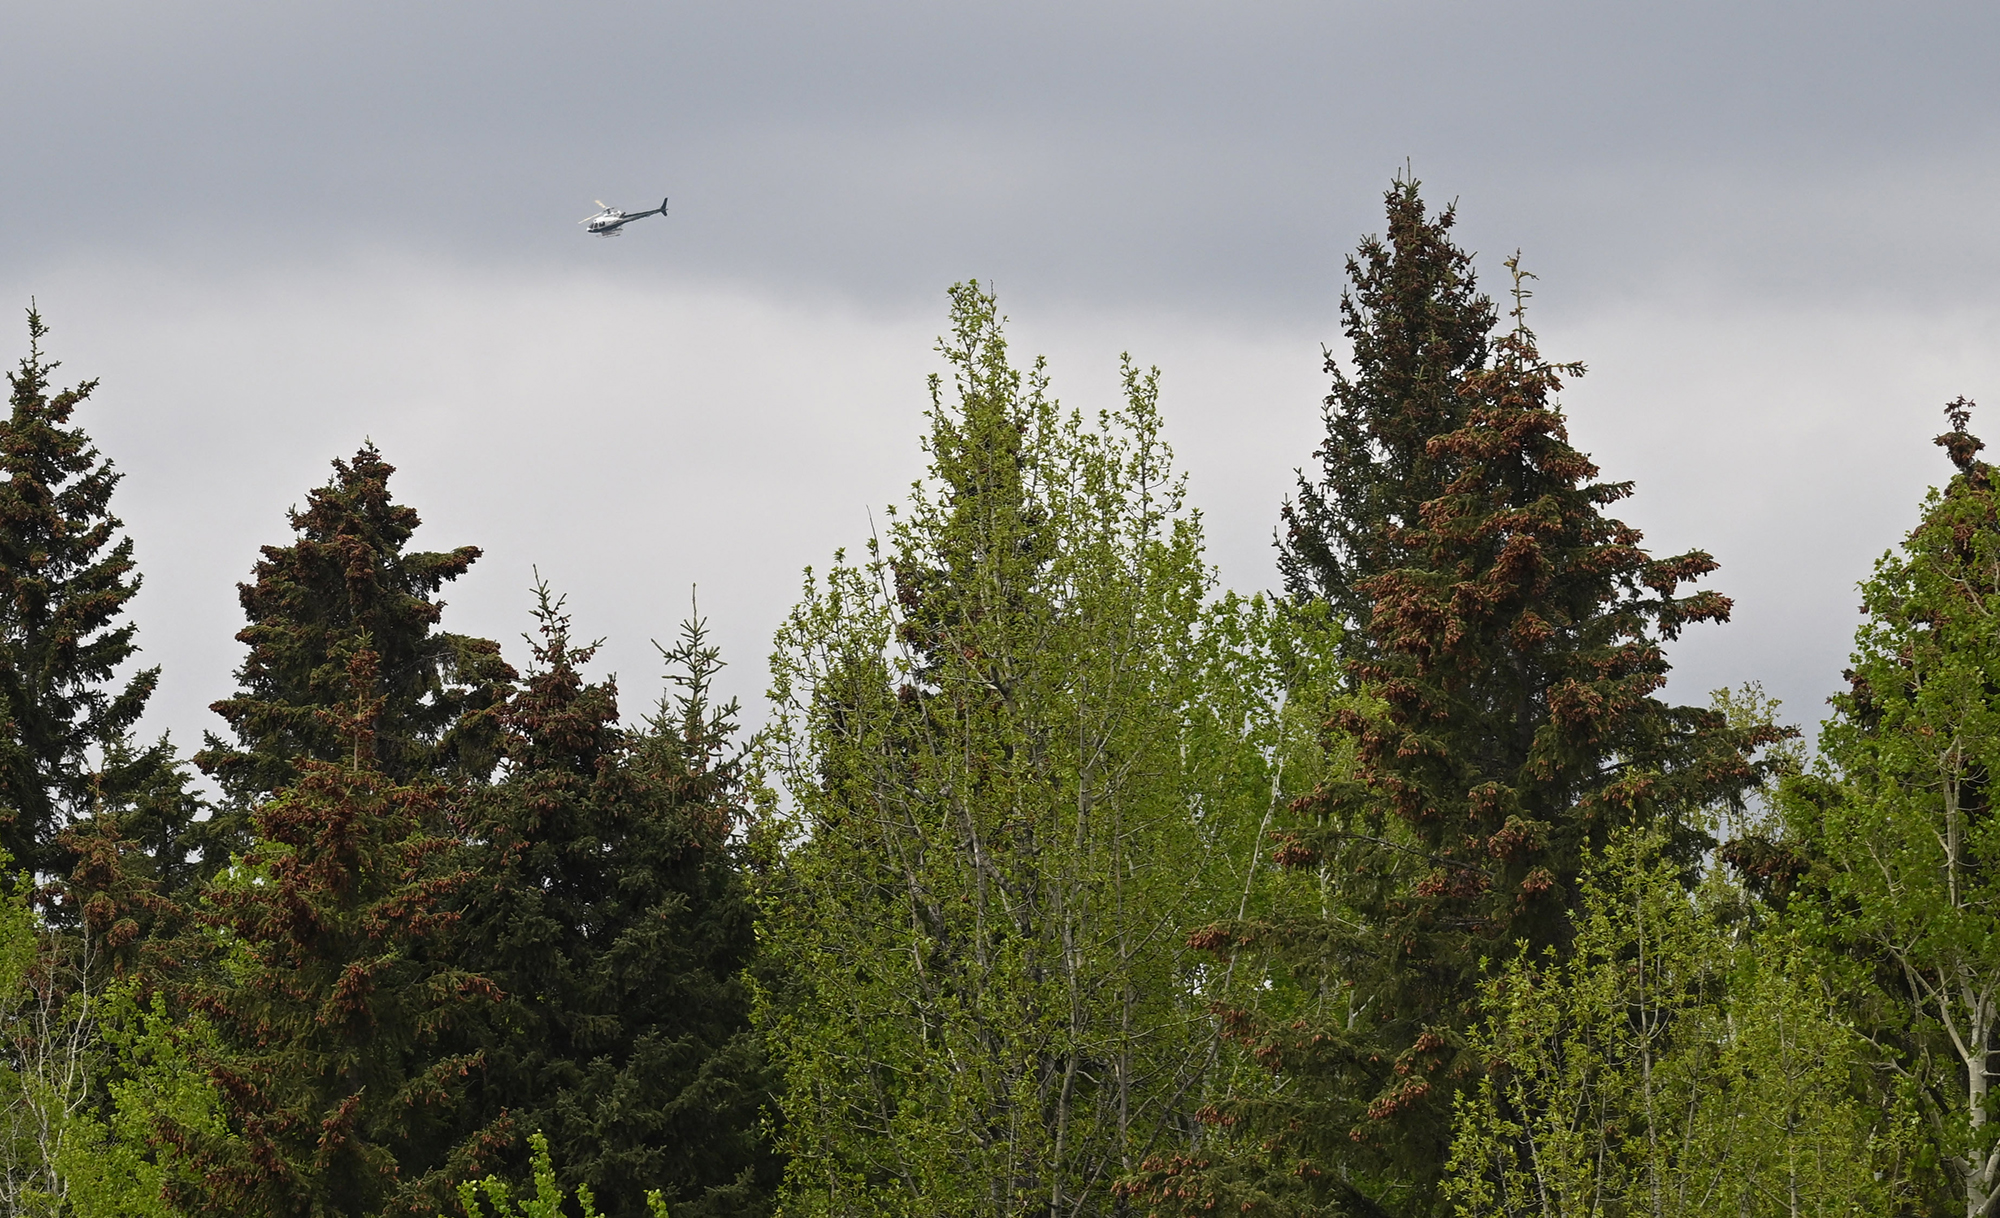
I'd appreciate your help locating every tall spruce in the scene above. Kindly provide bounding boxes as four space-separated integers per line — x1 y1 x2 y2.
194 445 511 864
1133 215 1781 1218
454 588 772 1218
172 648 503 1218
1278 176 1495 644
0 308 179 879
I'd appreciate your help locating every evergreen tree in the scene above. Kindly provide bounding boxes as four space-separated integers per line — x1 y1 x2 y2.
1278 176 1495 644
0 307 179 879
1132 238 1780 1217
194 445 511 865
61 748 206 983
172 648 503 1218
454 587 772 1218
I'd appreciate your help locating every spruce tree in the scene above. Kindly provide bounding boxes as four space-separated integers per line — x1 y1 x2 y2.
171 648 504 1218
455 588 772 1218
1278 176 1495 644
1131 233 1781 1217
194 445 511 864
0 307 178 878
63 738 208 981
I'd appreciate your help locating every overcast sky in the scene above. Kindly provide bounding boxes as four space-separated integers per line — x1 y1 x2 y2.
4 1 1998 753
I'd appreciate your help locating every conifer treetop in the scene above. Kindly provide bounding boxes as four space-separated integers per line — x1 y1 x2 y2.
198 444 511 807
1937 393 1985 481
0 306 156 876
450 582 769 1218
1280 174 1497 638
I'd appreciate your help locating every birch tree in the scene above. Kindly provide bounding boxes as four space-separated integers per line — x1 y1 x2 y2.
0 873 210 1218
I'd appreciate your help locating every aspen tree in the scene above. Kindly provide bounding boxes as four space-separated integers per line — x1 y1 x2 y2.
760 284 1295 1218
1779 400 2000 1218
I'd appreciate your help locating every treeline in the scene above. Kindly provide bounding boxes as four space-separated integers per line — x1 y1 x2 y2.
0 177 1988 1217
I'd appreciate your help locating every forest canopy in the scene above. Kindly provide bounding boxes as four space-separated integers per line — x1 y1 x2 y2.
0 177 1980 1217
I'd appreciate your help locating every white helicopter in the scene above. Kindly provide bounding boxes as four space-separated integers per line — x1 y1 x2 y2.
578 197 668 237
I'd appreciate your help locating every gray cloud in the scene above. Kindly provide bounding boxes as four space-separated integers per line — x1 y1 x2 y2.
10 2 1998 311
2 1 1997 752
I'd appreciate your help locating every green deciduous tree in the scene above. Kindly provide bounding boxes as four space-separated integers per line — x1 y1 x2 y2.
454 588 772 1218
43 983 226 1218
759 284 1298 1218
1447 828 1904 1217
1769 399 2000 1218
0 860 220 1218
455 1131 670 1218
0 861 94 1217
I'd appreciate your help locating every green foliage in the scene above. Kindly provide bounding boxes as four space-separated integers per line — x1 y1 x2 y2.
62 987 225 1218
0 851 213 1218
1447 829 1905 1216
0 308 177 879
454 1132 671 1218
194 444 511 864
1765 399 2000 1216
17 195 1994 1218
454 587 773 1218
0 864 83 1216
758 283 1301 1217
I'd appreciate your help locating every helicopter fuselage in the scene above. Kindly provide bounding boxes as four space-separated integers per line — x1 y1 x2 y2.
579 197 667 237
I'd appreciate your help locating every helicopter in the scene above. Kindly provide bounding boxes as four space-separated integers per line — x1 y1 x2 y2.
578 197 668 237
